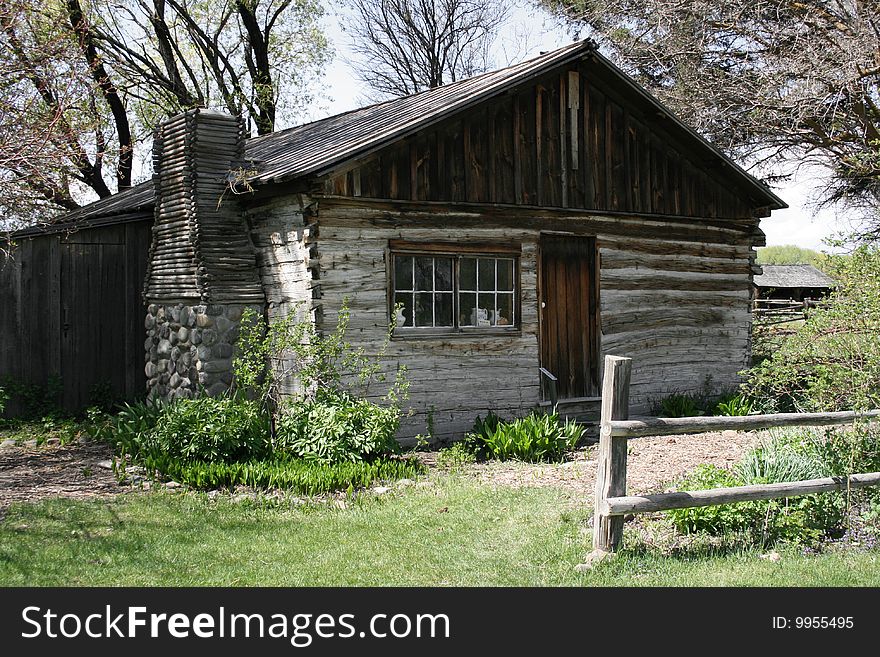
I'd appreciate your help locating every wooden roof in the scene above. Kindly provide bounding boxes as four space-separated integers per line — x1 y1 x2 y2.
10 182 153 238
754 264 836 289
20 40 786 234
243 41 785 211
243 41 590 183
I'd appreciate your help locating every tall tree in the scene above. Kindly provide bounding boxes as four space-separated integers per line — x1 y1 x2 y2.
0 0 329 228
0 0 123 226
341 0 509 98
542 0 880 237
90 0 330 136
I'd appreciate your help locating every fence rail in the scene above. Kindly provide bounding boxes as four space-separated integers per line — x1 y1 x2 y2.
610 410 880 438
591 355 880 554
751 298 826 325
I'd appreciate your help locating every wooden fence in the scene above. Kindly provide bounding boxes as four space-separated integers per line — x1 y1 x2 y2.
751 298 824 326
592 355 880 553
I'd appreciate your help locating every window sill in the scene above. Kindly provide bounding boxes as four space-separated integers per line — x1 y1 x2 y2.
392 327 522 341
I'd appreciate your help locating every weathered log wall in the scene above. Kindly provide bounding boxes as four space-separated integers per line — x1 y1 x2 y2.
309 197 756 440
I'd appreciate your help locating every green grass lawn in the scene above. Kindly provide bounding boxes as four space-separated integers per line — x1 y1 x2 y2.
2 477 879 586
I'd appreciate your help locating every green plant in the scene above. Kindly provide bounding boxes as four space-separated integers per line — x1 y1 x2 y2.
147 395 271 464
274 390 401 463
656 393 703 418
734 434 828 484
744 246 880 412
803 425 880 478
666 433 848 546
0 386 8 416
665 464 753 535
234 300 407 411
88 381 118 412
462 410 504 459
141 454 424 495
232 302 408 465
0 375 63 420
714 394 755 416
467 412 584 462
436 442 476 469
89 398 166 452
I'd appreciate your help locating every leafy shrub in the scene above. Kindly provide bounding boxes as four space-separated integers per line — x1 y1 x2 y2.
0 386 7 416
233 302 407 465
90 399 165 450
465 411 584 462
714 394 755 416
461 411 504 459
98 395 272 466
148 395 271 463
234 302 408 412
745 246 880 412
0 375 63 420
665 464 753 535
666 433 848 545
756 245 830 269
274 390 400 463
804 425 880 477
142 454 425 495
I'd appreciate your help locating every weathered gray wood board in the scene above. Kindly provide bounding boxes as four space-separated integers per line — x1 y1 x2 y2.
1 218 152 414
145 109 264 305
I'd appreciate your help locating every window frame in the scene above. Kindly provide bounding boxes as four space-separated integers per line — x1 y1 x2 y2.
387 240 522 338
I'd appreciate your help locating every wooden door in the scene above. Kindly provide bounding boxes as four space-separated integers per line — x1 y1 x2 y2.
539 235 599 399
60 241 127 409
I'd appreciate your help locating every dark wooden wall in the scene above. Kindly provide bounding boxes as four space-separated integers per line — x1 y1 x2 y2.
0 217 152 415
324 60 760 220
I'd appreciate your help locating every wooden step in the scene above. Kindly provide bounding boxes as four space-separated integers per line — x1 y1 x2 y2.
539 396 601 441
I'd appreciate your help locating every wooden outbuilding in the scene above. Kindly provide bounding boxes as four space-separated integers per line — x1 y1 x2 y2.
753 264 835 302
2 40 786 437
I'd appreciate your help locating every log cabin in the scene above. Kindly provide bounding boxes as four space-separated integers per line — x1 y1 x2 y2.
2 40 786 439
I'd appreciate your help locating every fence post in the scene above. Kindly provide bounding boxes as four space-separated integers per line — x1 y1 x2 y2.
592 355 632 553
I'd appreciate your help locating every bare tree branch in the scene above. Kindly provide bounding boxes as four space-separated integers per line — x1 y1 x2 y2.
342 0 509 99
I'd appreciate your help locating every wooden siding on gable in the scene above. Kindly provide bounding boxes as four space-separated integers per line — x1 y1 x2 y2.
323 62 760 221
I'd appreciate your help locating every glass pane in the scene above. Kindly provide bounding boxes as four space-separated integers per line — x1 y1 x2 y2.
394 256 413 291
415 257 434 291
435 257 453 291
459 292 476 326
435 293 453 326
460 257 476 291
394 293 413 328
477 294 494 326
415 293 434 327
478 258 495 291
497 259 514 291
496 293 514 326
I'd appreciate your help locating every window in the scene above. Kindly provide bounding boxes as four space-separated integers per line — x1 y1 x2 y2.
391 247 519 333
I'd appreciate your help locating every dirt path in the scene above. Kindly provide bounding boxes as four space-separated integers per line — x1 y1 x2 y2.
0 430 761 515
0 440 125 518
452 430 760 502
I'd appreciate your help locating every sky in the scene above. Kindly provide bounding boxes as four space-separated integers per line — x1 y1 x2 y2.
316 3 849 253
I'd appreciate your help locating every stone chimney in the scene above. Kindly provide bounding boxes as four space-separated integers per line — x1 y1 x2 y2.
143 109 264 400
